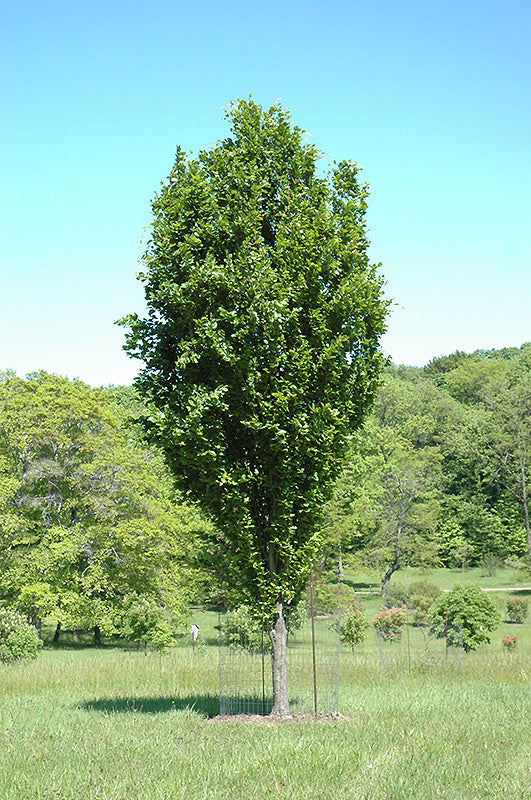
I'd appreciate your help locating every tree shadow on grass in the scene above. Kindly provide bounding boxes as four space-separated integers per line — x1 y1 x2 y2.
80 694 221 718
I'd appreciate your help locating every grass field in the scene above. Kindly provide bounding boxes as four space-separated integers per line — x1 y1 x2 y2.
1 645 530 800
1 569 530 800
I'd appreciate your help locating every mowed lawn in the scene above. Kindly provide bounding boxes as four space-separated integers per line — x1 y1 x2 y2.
1 632 530 800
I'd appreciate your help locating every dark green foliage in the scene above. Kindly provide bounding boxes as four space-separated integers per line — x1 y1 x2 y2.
428 584 501 652
121 99 388 620
0 609 42 663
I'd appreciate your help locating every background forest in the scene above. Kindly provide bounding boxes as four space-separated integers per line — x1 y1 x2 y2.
1 342 530 645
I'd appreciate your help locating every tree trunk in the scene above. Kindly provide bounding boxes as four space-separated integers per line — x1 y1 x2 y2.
381 568 394 603
269 602 290 716
381 518 404 602
29 614 42 639
524 502 530 555
53 622 61 644
381 552 400 602
520 459 530 554
94 625 101 646
337 547 344 580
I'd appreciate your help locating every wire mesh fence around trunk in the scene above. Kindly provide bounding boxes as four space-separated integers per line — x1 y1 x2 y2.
217 606 467 716
218 611 341 716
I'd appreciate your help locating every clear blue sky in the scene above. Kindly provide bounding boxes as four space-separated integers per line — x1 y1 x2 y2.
1 0 529 386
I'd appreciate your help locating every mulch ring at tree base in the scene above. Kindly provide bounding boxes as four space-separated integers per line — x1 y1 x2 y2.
206 712 349 725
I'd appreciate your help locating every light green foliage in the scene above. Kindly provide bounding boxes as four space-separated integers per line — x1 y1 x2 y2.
121 99 388 623
477 351 531 554
0 609 42 662
340 601 369 647
380 582 410 608
333 418 443 595
223 605 268 653
428 584 501 652
437 497 507 565
407 580 441 626
410 595 434 627
121 594 178 651
0 372 208 639
437 345 531 557
507 553 531 580
379 580 440 627
407 580 442 600
322 345 531 584
224 601 306 653
306 574 350 614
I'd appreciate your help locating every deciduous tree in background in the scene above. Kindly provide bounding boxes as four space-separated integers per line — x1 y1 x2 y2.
121 99 388 715
0 372 206 644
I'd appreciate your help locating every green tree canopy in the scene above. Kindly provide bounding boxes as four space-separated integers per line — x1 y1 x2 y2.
0 372 208 642
121 98 389 714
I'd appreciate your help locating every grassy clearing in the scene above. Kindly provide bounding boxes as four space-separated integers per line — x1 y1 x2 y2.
2 568 530 799
1 640 530 800
341 564 531 593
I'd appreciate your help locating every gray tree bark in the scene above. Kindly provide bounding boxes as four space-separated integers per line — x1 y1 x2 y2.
269 602 290 716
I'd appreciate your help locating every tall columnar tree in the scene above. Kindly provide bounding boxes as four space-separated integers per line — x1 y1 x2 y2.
121 99 388 715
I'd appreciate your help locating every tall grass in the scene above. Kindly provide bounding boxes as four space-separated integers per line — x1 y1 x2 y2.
1 641 530 800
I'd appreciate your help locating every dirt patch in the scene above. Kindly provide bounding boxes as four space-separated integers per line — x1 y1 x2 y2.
206 712 349 725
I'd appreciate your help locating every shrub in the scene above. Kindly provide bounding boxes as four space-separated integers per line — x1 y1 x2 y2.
409 595 434 627
408 581 441 601
223 602 305 653
506 554 531 580
506 597 529 624
408 582 441 627
223 605 268 653
479 555 500 577
428 584 501 652
384 581 440 617
382 583 409 608
0 609 42 663
373 605 408 642
502 634 517 652
308 580 349 614
340 601 369 648
121 595 178 652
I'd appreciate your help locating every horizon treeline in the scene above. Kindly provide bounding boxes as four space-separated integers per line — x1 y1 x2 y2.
0 342 529 637
321 342 531 592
